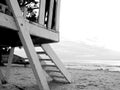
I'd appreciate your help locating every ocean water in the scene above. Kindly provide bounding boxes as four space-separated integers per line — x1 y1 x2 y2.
63 59 120 65
63 60 120 72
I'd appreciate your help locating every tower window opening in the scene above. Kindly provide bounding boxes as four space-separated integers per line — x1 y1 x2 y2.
18 0 39 23
44 0 50 28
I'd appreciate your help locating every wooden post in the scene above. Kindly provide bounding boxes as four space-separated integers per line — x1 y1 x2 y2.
5 47 14 81
22 7 27 19
0 69 7 84
55 0 61 31
39 0 46 25
48 0 54 29
6 0 50 90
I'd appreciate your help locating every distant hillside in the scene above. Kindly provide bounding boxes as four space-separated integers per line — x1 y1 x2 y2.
51 41 120 62
14 41 120 63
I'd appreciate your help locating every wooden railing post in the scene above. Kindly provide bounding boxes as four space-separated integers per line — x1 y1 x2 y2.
5 47 14 81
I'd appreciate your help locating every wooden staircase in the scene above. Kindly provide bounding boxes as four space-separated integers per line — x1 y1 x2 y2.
36 44 71 83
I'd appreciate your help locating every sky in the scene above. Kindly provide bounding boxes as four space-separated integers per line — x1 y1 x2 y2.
59 0 120 51
14 0 120 65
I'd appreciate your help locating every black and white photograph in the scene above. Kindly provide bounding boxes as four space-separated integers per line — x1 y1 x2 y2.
0 0 120 90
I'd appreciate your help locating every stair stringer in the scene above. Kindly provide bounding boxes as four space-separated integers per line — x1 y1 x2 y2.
41 44 71 83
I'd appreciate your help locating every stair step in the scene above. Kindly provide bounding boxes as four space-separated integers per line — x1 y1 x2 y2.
40 59 51 61
51 75 64 78
45 70 60 73
42 64 56 67
52 79 69 84
37 51 46 54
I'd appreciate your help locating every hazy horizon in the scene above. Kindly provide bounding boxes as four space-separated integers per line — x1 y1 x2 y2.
15 0 120 65
14 40 120 65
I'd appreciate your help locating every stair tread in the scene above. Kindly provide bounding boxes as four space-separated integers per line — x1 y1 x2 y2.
40 59 51 61
52 79 69 84
37 51 46 54
45 70 60 73
50 75 64 78
42 64 56 67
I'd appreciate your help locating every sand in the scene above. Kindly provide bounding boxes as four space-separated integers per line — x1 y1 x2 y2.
0 64 120 90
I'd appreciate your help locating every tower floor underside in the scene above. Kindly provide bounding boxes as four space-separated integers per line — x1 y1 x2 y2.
0 13 59 47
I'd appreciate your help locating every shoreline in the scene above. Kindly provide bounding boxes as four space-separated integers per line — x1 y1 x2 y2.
65 62 120 72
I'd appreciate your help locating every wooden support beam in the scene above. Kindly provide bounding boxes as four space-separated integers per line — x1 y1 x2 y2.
22 7 27 19
48 0 54 29
0 69 7 84
39 0 46 25
41 44 71 83
6 0 50 90
55 0 61 31
5 47 14 81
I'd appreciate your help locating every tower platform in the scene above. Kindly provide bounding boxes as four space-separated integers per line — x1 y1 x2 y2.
0 12 59 47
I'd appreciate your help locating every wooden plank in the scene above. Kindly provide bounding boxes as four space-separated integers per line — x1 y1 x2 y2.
5 47 14 80
0 13 18 29
46 70 60 73
41 44 71 83
37 51 46 54
48 0 54 29
42 64 56 67
0 13 59 42
51 75 64 78
55 0 61 31
39 0 46 25
40 59 51 61
6 0 50 90
23 21 59 41
22 7 27 19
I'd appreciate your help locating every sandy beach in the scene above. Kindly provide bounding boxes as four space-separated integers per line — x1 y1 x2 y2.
0 64 120 90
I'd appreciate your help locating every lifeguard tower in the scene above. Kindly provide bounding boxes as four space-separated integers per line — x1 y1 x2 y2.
0 0 71 90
